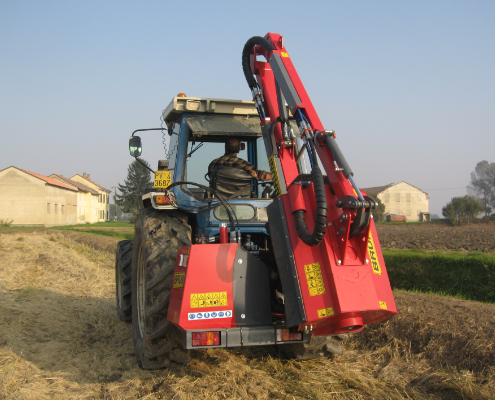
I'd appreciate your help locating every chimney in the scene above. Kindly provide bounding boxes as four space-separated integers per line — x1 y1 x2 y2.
87 174 90 179
83 172 86 177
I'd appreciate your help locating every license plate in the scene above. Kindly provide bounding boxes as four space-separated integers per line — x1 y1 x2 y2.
154 171 172 188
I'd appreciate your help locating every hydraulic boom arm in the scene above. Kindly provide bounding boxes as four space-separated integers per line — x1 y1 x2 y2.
243 33 397 334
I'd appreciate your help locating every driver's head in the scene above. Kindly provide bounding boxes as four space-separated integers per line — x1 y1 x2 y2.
225 137 241 154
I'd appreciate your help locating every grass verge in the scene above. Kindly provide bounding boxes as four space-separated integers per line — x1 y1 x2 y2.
384 249 495 303
49 222 134 241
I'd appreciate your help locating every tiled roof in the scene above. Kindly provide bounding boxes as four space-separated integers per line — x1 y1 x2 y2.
73 174 111 192
361 184 395 196
21 169 78 192
50 174 99 195
362 182 428 196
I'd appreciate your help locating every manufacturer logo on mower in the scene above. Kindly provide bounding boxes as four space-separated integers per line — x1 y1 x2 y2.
368 233 382 275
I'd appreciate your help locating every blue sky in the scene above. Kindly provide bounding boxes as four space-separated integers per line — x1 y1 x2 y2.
1 1 494 216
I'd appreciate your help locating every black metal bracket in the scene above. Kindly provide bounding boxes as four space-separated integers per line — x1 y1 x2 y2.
336 195 377 236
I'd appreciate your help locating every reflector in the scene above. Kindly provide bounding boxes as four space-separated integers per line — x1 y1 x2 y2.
276 328 303 342
191 331 220 346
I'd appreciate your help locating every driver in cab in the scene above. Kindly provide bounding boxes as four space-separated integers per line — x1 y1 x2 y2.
208 137 272 182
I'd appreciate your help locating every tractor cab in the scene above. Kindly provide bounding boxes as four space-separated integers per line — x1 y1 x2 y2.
131 96 291 246
162 97 270 198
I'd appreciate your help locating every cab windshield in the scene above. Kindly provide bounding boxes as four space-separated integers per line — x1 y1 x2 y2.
184 136 271 200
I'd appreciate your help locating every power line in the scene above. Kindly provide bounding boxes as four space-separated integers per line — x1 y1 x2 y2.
424 187 467 191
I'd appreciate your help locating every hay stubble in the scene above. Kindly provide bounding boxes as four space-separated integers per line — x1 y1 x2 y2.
1 231 494 399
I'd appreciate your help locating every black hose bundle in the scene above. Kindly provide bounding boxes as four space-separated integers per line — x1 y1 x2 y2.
293 165 328 246
242 36 276 89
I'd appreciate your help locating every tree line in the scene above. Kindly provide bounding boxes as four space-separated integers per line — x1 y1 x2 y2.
442 160 495 225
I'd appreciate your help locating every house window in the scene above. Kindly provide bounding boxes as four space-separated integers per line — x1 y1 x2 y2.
406 193 411 202
395 193 400 202
406 210 411 216
54 204 58 213
396 209 401 215
47 203 51 213
383 193 390 202
61 205 65 214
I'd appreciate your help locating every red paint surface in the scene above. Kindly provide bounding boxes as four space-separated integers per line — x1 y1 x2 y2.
168 244 238 330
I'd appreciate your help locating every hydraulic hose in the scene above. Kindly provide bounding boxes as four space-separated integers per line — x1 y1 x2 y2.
293 165 328 246
293 142 328 246
242 36 276 89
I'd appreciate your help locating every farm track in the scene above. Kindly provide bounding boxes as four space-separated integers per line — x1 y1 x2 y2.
0 224 494 399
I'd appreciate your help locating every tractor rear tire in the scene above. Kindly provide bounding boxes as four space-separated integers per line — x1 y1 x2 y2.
280 333 348 360
116 239 133 322
131 208 192 370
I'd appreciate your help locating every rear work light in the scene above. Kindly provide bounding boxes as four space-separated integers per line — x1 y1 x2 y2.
276 328 303 342
192 331 221 347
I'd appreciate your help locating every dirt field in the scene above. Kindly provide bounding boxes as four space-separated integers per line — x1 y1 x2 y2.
1 224 495 399
376 222 495 252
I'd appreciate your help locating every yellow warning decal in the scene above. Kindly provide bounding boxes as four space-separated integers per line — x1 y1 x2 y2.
268 155 282 197
304 262 326 296
173 272 185 288
190 292 228 308
368 233 383 275
379 301 388 310
280 52 289 58
317 307 334 318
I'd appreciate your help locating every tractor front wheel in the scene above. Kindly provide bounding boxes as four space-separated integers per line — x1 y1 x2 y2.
131 208 192 369
115 239 133 322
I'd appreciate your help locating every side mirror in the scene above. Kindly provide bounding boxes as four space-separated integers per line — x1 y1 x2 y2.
129 136 142 157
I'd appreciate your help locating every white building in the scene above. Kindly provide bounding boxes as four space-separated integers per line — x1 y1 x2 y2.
0 166 110 226
362 182 430 222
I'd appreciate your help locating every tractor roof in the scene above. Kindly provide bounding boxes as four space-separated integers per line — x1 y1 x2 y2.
162 96 258 130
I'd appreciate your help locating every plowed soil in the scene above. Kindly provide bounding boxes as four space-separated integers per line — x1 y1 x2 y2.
1 224 494 399
376 222 495 252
